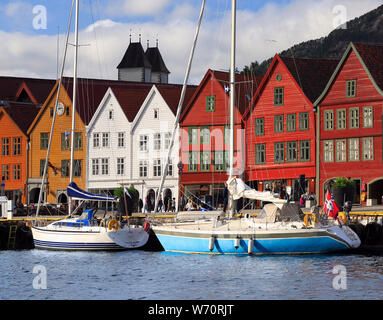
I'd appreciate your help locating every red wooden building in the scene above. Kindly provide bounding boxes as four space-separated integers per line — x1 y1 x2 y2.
242 54 338 201
179 69 261 208
314 42 383 206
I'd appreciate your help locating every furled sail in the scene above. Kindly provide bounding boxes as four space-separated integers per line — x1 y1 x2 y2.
67 182 117 201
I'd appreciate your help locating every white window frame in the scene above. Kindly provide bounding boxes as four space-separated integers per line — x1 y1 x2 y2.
348 138 359 162
323 140 334 163
335 139 347 162
363 106 373 128
102 132 109 148
139 135 148 152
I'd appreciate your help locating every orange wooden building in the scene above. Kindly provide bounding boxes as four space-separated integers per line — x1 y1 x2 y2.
0 102 41 203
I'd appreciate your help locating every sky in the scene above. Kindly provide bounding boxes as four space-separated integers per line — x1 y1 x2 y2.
0 0 382 84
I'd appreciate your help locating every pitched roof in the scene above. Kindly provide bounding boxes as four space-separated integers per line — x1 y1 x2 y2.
145 47 170 74
61 77 158 125
279 56 340 103
0 101 41 135
117 42 152 69
353 43 383 92
0 76 55 104
156 84 197 115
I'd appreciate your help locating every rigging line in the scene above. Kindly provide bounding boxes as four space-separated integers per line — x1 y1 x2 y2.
153 0 207 214
35 0 76 222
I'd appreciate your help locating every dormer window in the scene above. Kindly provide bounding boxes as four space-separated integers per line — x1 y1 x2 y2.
154 108 159 119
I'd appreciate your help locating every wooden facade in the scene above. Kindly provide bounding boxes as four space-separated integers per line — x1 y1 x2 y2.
314 43 383 206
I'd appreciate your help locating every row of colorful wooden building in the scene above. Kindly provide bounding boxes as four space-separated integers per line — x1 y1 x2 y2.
0 41 382 209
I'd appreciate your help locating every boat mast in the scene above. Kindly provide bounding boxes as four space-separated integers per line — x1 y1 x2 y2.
35 0 75 220
68 0 79 216
153 0 206 214
228 0 236 216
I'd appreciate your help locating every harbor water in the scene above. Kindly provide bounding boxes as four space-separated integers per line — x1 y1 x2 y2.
1 250 383 300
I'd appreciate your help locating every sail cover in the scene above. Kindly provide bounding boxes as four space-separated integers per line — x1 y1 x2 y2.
67 182 118 201
226 177 287 207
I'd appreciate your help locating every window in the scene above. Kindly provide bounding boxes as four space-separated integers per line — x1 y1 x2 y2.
1 138 9 156
188 152 198 172
101 158 109 175
154 108 159 119
61 133 70 150
74 132 82 150
188 127 198 145
164 132 171 150
255 144 266 164
167 160 173 176
299 140 310 162
286 141 297 162
255 118 264 136
139 160 148 177
337 109 347 130
274 142 284 163
13 137 21 155
74 160 81 177
349 107 359 129
118 132 125 148
206 95 215 112
349 138 359 162
92 159 99 175
139 135 148 151
61 160 69 177
108 109 113 120
93 133 100 148
200 127 210 144
1 165 9 180
154 133 161 151
363 106 373 128
362 137 374 160
117 158 124 175
102 133 109 147
323 140 334 162
65 106 70 116
40 133 48 150
200 151 210 171
335 139 346 162
286 114 296 132
214 151 225 171
324 110 334 130
50 107 54 117
299 112 309 131
40 159 46 177
153 159 161 177
13 164 20 180
346 79 356 97
274 87 284 106
274 115 283 133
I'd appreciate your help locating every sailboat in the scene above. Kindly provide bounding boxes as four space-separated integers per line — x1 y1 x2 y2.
151 0 361 254
31 0 149 250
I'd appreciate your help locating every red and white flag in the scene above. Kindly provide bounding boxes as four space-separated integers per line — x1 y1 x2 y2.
324 190 339 219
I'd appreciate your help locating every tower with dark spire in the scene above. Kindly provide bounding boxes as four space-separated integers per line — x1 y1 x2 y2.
117 36 170 83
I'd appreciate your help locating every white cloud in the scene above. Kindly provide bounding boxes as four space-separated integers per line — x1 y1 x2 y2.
105 0 173 17
0 0 381 84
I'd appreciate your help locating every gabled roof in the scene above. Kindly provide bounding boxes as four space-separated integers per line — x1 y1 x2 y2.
280 56 339 103
0 101 41 135
145 47 170 74
0 76 55 104
180 69 262 122
315 42 383 105
243 54 339 120
117 42 152 69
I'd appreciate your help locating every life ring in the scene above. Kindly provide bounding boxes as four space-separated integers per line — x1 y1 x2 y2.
108 219 119 231
304 213 312 227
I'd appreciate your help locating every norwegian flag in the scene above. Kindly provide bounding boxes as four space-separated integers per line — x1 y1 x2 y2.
224 85 230 93
324 190 339 219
